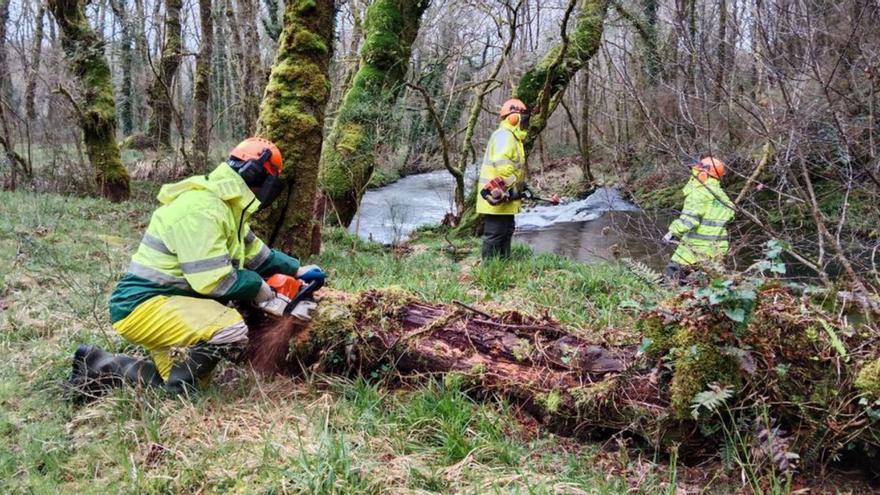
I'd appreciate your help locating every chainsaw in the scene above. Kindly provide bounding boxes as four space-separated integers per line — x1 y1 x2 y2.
481 179 561 206
260 273 324 319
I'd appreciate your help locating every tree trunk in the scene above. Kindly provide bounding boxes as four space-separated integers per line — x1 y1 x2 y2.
327 0 365 119
0 0 30 183
254 0 334 258
212 6 230 141
146 0 182 149
245 289 637 433
261 0 283 43
225 0 262 135
514 0 608 156
25 4 45 121
319 0 431 227
714 0 727 103
191 0 214 172
244 287 880 466
48 0 131 201
239 0 262 133
108 0 134 136
579 70 593 182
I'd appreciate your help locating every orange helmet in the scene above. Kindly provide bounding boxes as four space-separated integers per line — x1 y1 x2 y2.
693 156 726 182
500 98 529 126
229 137 283 175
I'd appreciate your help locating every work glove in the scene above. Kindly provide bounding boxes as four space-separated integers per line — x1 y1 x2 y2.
662 232 674 244
255 280 275 303
258 293 291 317
296 265 326 283
289 300 318 322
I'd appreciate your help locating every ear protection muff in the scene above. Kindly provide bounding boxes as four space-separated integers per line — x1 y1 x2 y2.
233 148 273 188
507 113 520 126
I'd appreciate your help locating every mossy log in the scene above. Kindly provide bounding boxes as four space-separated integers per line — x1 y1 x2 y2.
318 0 430 227
515 0 608 155
245 289 668 444
246 285 880 466
48 0 130 201
255 0 335 258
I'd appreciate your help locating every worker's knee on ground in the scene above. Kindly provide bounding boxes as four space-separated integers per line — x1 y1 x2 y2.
113 295 247 381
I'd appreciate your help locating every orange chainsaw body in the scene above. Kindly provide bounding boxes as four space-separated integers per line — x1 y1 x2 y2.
266 274 303 300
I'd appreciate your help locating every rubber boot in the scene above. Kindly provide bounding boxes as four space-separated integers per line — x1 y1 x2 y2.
67 344 164 401
162 343 230 396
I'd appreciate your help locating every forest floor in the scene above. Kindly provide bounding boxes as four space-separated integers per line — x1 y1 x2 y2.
0 188 873 493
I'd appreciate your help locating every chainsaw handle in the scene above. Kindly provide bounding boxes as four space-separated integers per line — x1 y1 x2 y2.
283 278 324 315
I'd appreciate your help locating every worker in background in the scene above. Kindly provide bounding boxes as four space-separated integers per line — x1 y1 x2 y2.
663 155 735 280
68 138 326 398
477 98 531 260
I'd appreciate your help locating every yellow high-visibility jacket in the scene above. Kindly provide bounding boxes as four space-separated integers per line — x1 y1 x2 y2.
669 175 735 266
108 163 299 322
476 120 527 215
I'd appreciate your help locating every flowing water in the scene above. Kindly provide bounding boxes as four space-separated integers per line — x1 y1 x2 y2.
351 170 673 270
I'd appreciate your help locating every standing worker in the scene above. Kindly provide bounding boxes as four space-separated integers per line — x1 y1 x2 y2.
477 98 531 260
663 155 735 280
68 138 326 398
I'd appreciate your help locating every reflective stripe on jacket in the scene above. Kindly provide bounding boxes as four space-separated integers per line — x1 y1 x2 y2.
475 120 527 215
669 176 735 266
127 162 270 295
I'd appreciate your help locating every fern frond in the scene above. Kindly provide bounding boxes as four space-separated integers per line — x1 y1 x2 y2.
622 257 664 285
690 383 735 419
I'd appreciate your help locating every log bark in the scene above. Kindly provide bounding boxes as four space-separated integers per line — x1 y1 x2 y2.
245 289 665 439
244 286 880 465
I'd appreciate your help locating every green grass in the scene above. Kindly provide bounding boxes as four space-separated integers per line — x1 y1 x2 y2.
315 227 657 332
0 189 681 493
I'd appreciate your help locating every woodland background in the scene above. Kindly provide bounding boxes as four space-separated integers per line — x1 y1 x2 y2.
1 0 877 293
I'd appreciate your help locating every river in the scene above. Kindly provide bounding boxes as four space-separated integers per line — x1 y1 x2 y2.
350 169 673 270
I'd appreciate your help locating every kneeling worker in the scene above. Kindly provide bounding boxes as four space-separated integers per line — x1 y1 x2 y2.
477 98 530 260
68 138 326 397
663 155 734 280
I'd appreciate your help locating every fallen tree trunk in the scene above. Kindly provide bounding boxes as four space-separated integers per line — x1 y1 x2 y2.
245 289 670 444
244 285 880 467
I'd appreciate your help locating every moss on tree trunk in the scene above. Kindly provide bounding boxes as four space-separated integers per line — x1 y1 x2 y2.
318 0 430 227
146 0 182 149
515 0 607 155
254 0 334 258
48 0 130 201
190 0 213 172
